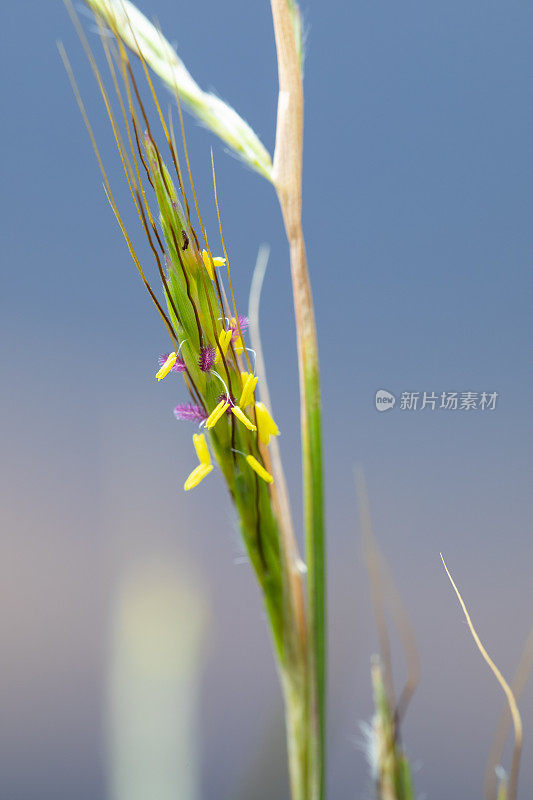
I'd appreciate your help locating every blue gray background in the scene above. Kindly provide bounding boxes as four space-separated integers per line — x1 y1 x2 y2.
1 0 532 798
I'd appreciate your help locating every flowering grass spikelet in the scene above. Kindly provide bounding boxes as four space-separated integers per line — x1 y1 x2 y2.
62 15 313 798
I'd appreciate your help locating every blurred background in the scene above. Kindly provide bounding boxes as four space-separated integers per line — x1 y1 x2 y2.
1 0 533 797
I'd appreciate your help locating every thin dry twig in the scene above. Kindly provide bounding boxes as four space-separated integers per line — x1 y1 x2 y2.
441 554 523 800
485 624 533 800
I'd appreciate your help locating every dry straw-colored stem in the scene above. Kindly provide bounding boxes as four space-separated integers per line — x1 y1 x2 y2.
441 555 522 800
270 2 326 798
485 625 533 800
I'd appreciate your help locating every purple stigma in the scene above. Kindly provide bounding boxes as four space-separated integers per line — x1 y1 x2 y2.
198 345 216 372
230 315 249 342
158 353 186 373
173 403 208 422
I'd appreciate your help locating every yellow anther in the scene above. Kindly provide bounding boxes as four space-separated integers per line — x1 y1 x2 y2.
233 337 245 355
201 248 226 280
205 400 230 429
239 372 258 408
231 405 257 431
192 433 211 465
220 329 232 354
184 463 213 491
184 434 213 490
156 351 177 381
255 402 280 445
215 328 233 362
245 455 274 484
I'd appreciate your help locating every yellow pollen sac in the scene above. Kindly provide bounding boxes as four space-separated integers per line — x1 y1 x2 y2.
233 337 245 355
205 400 230 429
231 405 257 431
156 352 177 381
239 372 258 408
201 249 226 280
184 434 213 490
215 329 233 362
184 463 213 491
192 433 211 465
255 402 280 445
245 455 274 484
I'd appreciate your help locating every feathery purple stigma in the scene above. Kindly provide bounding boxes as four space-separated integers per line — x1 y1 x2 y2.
173 403 208 422
230 315 249 342
158 353 186 373
198 345 216 372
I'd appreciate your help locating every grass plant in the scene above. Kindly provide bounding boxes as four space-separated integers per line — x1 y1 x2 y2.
60 3 529 799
